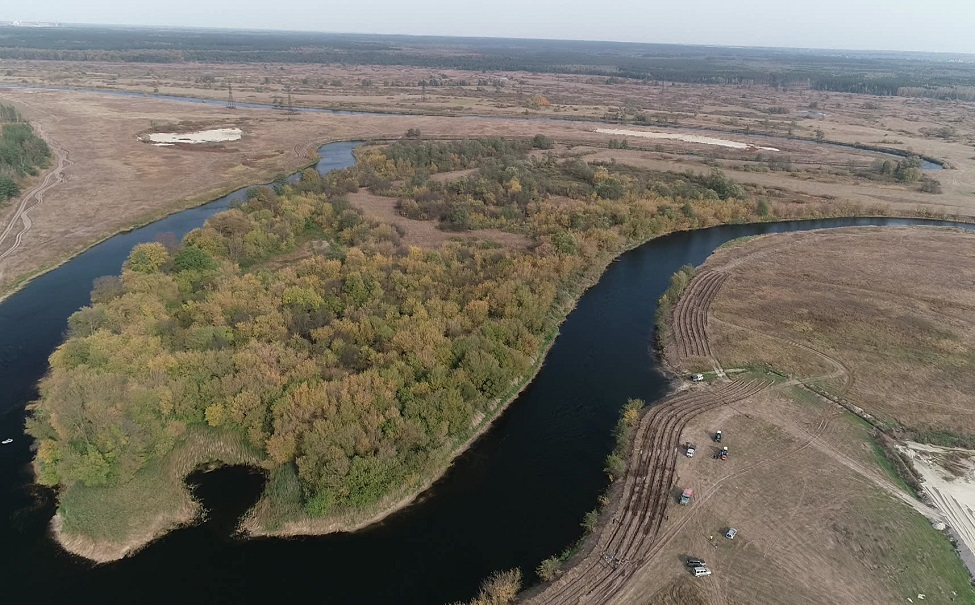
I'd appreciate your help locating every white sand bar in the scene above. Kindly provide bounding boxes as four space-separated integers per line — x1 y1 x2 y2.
596 128 779 152
900 442 975 572
146 127 242 144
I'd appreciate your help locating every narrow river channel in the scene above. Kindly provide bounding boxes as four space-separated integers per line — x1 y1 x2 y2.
0 140 968 604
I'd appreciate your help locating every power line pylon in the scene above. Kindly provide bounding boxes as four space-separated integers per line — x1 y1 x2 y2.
286 85 297 116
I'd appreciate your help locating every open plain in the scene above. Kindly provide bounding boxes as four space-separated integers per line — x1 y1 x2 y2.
621 227 975 604
2 39 975 604
3 58 975 299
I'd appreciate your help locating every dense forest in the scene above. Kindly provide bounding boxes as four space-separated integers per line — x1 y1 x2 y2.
27 137 851 532
0 104 50 201
3 27 975 98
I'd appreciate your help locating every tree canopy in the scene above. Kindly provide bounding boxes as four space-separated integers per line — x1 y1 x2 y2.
29 138 780 528
0 106 51 203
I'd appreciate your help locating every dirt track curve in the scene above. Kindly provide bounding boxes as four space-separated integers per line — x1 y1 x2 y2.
527 378 770 605
0 123 69 262
671 269 728 360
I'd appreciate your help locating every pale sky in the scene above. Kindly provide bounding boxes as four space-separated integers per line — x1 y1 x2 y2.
8 0 975 54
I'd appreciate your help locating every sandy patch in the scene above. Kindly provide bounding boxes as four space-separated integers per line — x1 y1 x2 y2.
145 127 242 145
595 127 780 152
900 441 975 568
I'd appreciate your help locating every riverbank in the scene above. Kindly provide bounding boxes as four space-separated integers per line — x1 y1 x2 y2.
526 226 975 604
242 216 677 539
11 138 971 577
43 212 972 562
0 140 339 305
50 426 265 563
49 191 686 558
242 325 562 538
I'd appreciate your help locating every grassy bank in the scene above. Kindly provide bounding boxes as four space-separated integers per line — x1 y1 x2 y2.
0 142 339 304
53 427 262 562
32 138 970 565
653 264 695 351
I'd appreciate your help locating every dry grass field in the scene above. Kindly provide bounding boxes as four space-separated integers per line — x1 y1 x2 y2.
0 87 601 298
345 189 529 249
623 227 975 605
706 227 975 437
3 61 975 300
612 386 974 605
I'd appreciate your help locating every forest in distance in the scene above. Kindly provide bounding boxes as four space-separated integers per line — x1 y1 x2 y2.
3 26 975 99
26 136 871 543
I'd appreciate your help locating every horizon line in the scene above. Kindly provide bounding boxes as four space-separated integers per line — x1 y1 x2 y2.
1 19 974 58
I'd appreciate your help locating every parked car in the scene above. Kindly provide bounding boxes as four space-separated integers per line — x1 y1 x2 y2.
691 566 712 577
685 558 706 567
724 527 737 540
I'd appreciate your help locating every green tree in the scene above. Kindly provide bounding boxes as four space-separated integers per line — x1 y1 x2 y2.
0 176 18 200
173 245 218 272
531 134 554 149
126 242 170 273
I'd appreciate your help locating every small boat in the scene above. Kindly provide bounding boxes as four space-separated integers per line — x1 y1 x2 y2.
1 439 12 445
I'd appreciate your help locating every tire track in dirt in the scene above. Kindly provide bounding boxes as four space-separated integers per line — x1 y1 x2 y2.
0 122 69 263
672 270 728 360
292 140 319 160
528 379 771 605
636 409 836 571
709 316 856 396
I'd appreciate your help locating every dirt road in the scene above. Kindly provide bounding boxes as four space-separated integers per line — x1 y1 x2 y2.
527 379 770 605
0 123 69 268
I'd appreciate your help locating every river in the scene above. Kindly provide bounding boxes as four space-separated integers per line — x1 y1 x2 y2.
0 141 969 603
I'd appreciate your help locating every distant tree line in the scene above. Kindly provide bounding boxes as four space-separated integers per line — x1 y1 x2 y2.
4 28 975 99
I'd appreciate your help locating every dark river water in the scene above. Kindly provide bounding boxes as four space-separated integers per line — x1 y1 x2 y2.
0 140 968 604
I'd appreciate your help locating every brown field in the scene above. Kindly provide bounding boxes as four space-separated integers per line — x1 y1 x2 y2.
611 386 972 605
5 60 975 148
3 61 975 300
531 227 975 605
0 87 602 298
703 227 975 435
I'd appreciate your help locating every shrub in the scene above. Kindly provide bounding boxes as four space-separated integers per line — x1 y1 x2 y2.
536 556 562 581
531 134 554 149
920 178 943 194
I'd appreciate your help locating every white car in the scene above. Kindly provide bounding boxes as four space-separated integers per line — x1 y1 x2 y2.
691 566 712 577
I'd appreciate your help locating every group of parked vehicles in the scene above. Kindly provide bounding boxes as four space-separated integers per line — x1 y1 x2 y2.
680 424 738 577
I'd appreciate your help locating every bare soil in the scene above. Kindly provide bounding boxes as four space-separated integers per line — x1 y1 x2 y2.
346 190 529 249
610 387 973 605
526 379 772 605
